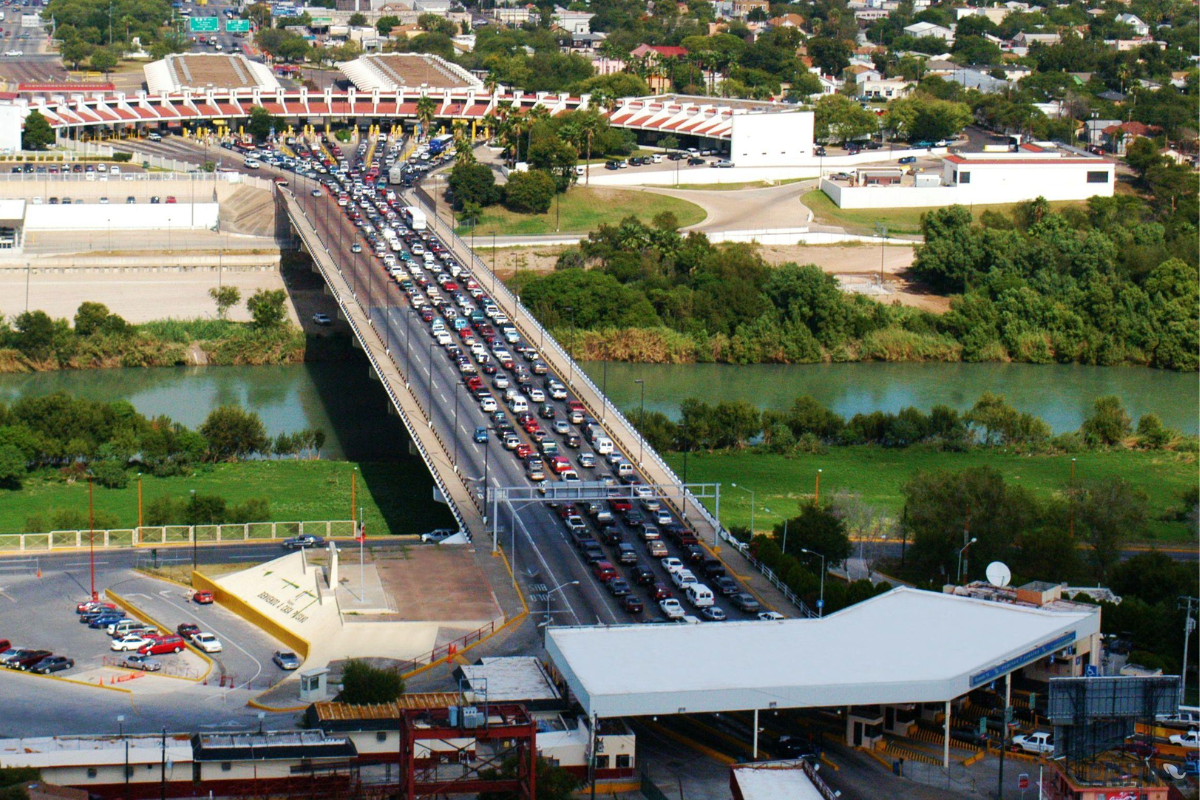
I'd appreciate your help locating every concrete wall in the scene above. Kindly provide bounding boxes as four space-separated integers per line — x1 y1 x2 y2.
730 110 814 167
0 105 25 154
0 177 263 204
822 163 1115 208
24 203 219 231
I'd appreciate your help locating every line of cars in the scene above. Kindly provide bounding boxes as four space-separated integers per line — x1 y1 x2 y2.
78 599 222 673
0 638 74 674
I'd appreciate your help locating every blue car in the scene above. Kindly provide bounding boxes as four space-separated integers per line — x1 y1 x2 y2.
474 427 489 444
89 615 126 629
898 156 917 164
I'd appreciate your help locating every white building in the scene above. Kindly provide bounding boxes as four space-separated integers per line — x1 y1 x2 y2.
552 5 594 34
904 21 954 40
1115 13 1149 36
860 77 912 99
728 108 814 166
955 6 1011 23
821 148 1116 209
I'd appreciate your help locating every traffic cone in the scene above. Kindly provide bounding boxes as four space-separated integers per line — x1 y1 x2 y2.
36 566 40 578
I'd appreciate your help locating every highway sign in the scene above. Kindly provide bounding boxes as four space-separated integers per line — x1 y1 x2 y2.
188 16 219 32
226 18 250 32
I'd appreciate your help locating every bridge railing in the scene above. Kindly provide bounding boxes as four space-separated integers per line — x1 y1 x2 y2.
407 189 724 539
0 520 356 552
284 188 473 535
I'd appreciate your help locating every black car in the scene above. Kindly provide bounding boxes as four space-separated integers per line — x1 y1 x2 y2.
599 526 623 545
687 157 705 165
582 544 606 564
606 579 631 597
776 736 821 762
713 575 740 596
630 565 656 586
282 534 325 549
31 655 74 674
616 543 638 564
604 160 620 170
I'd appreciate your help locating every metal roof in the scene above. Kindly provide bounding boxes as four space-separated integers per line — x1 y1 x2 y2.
546 587 1100 719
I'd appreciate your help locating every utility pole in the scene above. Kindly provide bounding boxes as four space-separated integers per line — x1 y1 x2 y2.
1181 596 1198 704
159 728 167 800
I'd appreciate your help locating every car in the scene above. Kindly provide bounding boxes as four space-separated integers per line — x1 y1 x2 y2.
123 654 162 672
350 243 362 253
77 601 117 614
898 156 917 164
111 634 156 652
758 611 786 621
30 655 74 674
687 157 705 166
646 540 668 558
621 595 644 614
165 197 177 204
730 592 762 613
1116 739 1157 759
712 575 739 596
700 606 726 621
274 651 302 670
312 313 332 326
616 543 638 564
659 598 685 619
776 736 821 762
712 160 734 168
191 633 223 653
420 528 459 543
8 649 51 670
630 565 656 585
138 635 186 656
192 591 214 605
311 188 323 197
473 427 489 443
89 614 126 629
660 557 684 573
147 132 162 142
1011 731 1054 755
593 560 617 581
1169 730 1200 747
282 535 325 549
650 582 673 601
606 579 632 597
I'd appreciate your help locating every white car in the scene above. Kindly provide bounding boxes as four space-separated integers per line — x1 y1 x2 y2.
1011 731 1054 755
1169 730 1200 747
191 633 223 653
4 50 23 57
671 568 697 589
660 557 684 573
111 635 155 652
758 611 786 621
659 598 684 619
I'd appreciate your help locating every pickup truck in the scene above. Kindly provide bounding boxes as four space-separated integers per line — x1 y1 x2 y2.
1169 730 1200 748
1011 731 1054 756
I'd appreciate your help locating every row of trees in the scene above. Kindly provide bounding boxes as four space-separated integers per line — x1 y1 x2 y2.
633 392 1186 455
0 394 324 489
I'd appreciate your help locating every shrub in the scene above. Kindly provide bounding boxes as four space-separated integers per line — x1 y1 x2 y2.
339 659 404 705
503 170 556 214
91 460 129 489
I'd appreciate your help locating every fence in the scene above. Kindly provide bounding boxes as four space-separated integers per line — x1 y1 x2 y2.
0 520 356 552
102 655 203 681
396 618 498 677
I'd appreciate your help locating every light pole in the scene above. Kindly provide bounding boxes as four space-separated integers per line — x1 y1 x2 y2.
956 537 978 584
730 482 755 536
190 489 197 571
453 383 461 468
634 379 645 465
814 468 822 506
544 580 579 638
801 548 826 617
88 473 97 601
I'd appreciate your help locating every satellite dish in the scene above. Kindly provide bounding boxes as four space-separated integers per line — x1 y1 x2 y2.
986 562 1012 587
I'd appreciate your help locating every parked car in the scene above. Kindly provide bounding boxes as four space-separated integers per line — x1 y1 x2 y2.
898 156 917 164
700 606 727 621
138 635 186 656
273 651 302 670
177 623 200 639
312 313 332 326
420 528 459 543
111 635 158 652
1012 731 1054 755
193 591 215 605
1169 730 1200 748
123 654 162 672
31 656 74 674
191 633 223 653
8 649 52 670
282 535 325 549
758 611 786 621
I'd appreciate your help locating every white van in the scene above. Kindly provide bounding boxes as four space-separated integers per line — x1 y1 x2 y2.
671 569 697 589
510 395 528 413
685 584 715 608
617 462 634 478
595 437 613 455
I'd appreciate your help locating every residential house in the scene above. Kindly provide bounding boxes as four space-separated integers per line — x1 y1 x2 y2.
955 6 1011 23
1012 31 1060 48
904 21 954 41
768 13 806 30
854 8 891 21
1106 37 1162 51
860 77 912 99
731 0 769 17
552 6 594 35
844 64 882 84
563 31 605 52
593 56 627 76
1101 120 1161 155
492 5 534 25
943 68 1010 93
629 44 689 62
1115 13 1149 36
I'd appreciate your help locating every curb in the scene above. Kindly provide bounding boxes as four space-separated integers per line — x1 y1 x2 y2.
105 589 214 684
5 664 133 694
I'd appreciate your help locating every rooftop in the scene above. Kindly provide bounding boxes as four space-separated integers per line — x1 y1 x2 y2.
546 587 1100 718
338 53 483 92
732 761 826 800
457 656 563 704
144 54 280 94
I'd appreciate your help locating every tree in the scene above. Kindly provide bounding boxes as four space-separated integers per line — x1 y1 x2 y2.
208 286 241 321
1080 395 1131 446
339 659 404 704
348 12 366 26
503 170 556 214
478 756 581 800
416 95 437 137
447 161 500 209
199 405 268 461
60 38 94 70
0 444 26 489
184 493 226 525
1068 477 1146 580
527 135 578 190
884 94 972 142
246 106 279 143
89 47 117 75
246 288 288 329
773 504 852 565
21 110 55 151
1135 413 1171 448
375 14 400 36
73 302 112 336
808 37 853 74
13 310 58 361
813 95 878 144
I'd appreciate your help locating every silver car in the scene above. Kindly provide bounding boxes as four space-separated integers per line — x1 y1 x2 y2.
123 654 162 672
273 651 302 670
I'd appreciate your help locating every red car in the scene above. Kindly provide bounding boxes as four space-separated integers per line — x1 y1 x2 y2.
77 601 117 614
515 444 534 459
609 498 633 513
592 561 617 581
557 504 578 520
165 196 177 204
193 591 214 605
137 635 186 656
651 582 673 601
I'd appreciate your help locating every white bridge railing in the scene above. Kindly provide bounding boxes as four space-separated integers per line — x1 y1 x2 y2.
0 520 357 552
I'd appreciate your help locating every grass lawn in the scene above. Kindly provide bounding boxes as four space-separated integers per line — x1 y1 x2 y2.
0 460 454 537
457 187 706 237
800 189 1087 237
665 447 1197 544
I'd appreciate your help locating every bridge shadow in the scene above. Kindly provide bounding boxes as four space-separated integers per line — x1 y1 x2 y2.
302 341 455 536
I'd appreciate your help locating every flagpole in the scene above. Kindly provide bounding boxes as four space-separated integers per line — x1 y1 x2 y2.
358 506 364 605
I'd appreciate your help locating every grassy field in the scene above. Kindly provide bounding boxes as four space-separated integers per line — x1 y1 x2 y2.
800 190 1087 237
664 447 1197 544
0 460 455 537
457 187 706 236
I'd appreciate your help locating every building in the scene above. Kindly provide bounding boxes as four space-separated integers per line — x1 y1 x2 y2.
904 21 954 40
629 44 689 62
144 54 280 94
859 77 912 99
955 6 1011 23
1012 31 1061 48
552 5 594 35
1100 120 1161 154
1115 12 1149 35
491 5 533 25
731 0 769 17
730 760 834 800
339 52 483 91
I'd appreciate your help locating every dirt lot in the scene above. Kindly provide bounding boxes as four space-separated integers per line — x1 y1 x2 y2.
370 545 502 623
490 243 950 313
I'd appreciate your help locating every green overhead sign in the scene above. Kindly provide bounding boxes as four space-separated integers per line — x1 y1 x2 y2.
188 16 219 32
226 18 250 32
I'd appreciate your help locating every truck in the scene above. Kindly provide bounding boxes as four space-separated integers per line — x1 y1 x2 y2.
428 134 453 156
403 206 427 231
388 165 405 185
1011 731 1054 756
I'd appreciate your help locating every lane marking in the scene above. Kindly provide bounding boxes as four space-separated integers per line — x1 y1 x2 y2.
140 589 264 688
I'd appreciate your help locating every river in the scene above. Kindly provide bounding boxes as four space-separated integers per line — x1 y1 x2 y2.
579 361 1199 435
0 361 1194 448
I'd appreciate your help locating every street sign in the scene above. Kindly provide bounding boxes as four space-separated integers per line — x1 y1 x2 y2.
1085 664 1099 677
226 18 250 32
1018 774 1029 790
816 599 824 609
188 16 219 32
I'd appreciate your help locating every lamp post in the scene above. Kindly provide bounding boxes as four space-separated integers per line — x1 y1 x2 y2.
801 548 826 617
88 473 97 601
957 537 978 584
730 483 755 536
453 383 461 468
634 379 645 465
814 468 822 506
190 489 197 571
544 580 579 638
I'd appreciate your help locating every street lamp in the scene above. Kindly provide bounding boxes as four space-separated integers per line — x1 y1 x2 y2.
730 482 755 536
634 379 645 465
957 537 978 584
800 548 826 617
544 580 579 637
190 489 198 571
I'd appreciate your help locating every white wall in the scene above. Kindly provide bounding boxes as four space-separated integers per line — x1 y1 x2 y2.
730 110 813 167
0 105 26 153
24 203 219 231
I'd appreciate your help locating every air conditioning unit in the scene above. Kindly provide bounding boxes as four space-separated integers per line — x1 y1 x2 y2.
460 707 483 729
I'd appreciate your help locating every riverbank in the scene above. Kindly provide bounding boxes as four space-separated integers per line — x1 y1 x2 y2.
0 460 455 537
0 320 347 374
666 447 1197 544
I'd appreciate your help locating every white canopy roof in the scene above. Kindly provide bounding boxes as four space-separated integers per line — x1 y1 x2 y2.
546 587 1100 718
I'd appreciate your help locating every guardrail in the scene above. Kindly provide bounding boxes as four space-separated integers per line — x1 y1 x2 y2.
0 520 355 552
283 189 472 535
396 618 498 676
718 533 818 618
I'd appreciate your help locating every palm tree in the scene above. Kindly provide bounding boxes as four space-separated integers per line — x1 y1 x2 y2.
525 105 551 160
416 95 437 139
452 120 475 165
